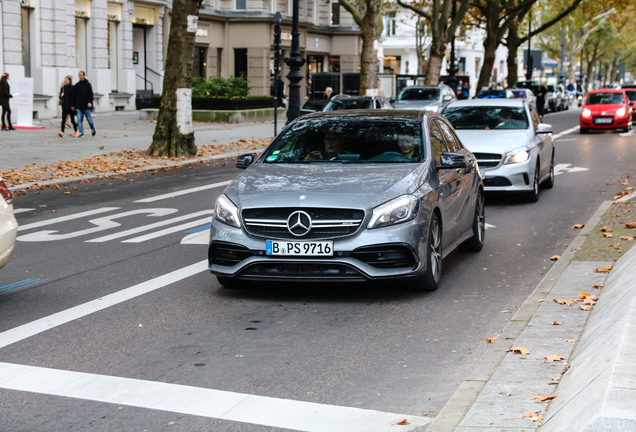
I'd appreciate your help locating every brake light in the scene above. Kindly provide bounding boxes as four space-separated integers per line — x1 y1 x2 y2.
0 180 13 205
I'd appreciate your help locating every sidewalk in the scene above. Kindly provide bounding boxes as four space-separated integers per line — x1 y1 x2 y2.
0 111 276 174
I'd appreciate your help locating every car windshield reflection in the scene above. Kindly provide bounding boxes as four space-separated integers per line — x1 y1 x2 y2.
587 92 625 105
398 88 440 101
262 119 424 163
443 106 529 130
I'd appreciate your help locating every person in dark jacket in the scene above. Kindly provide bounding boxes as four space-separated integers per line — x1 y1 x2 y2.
535 82 547 119
1 72 15 131
59 75 78 137
72 71 96 137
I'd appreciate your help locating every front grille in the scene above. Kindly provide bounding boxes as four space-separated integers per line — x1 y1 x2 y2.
353 245 416 269
483 176 512 187
209 242 253 266
240 262 366 281
473 152 502 168
243 207 364 240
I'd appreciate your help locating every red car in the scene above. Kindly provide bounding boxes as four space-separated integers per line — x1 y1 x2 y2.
580 89 632 134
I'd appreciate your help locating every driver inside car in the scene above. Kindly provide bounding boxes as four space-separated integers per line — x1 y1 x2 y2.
304 129 347 161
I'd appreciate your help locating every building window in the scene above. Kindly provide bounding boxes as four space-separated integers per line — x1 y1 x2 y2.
21 6 32 77
108 21 119 91
76 17 89 72
193 46 207 78
331 1 340 25
234 48 248 79
235 0 246 10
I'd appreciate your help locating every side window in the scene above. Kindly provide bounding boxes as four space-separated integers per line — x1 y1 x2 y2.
375 99 382 109
437 120 461 153
529 105 541 129
429 121 450 165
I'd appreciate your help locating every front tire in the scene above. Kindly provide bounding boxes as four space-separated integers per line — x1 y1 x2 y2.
460 192 485 252
526 162 540 202
541 151 555 189
408 214 442 291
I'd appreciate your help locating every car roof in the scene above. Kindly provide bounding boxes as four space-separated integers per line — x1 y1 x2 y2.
300 109 430 122
588 89 625 94
444 99 526 108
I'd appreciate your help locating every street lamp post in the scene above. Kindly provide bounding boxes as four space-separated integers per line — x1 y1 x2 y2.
525 12 533 81
446 0 458 93
558 25 566 85
285 0 306 124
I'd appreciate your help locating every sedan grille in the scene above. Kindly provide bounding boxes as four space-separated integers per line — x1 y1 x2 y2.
243 208 364 240
472 152 502 169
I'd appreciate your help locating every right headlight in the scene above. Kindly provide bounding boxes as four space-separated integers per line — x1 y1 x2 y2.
214 194 241 228
581 108 592 118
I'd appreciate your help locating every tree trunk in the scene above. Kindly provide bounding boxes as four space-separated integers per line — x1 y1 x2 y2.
476 33 499 92
148 0 203 157
506 27 521 88
425 37 446 85
358 0 381 95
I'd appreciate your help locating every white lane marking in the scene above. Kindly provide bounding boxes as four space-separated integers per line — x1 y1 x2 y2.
552 125 580 140
17 207 120 231
17 208 178 242
87 210 214 243
554 163 589 176
123 218 212 243
0 260 208 349
485 223 495 230
181 229 210 244
12 208 35 214
0 362 430 432
619 129 634 136
135 180 231 203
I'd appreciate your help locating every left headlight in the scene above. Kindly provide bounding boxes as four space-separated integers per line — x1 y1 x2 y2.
504 146 530 164
581 108 592 118
214 194 241 228
368 195 419 229
616 107 626 117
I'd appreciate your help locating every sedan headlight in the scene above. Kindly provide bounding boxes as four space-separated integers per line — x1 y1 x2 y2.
504 146 530 164
214 194 241 228
368 195 419 229
616 107 626 117
581 108 592 118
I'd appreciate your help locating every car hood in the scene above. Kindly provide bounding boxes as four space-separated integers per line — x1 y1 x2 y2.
223 163 428 210
584 103 623 113
393 100 437 109
454 129 533 153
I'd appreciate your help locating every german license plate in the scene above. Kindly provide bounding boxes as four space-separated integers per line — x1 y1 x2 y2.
266 240 333 256
594 118 612 124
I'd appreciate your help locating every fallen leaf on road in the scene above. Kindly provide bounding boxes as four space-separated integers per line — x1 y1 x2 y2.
579 305 592 311
625 222 636 229
603 233 614 238
545 355 566 362
592 284 604 289
531 393 558 402
620 236 634 241
508 347 530 355
394 419 410 425
564 339 577 343
551 321 562 325
600 226 613 232
570 224 584 229
550 255 560 260
523 412 543 422
485 336 498 343
554 298 577 306
594 265 613 273
571 247 581 251
580 291 590 297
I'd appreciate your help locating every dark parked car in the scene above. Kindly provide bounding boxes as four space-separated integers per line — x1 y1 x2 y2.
392 84 456 112
323 94 393 111
300 98 331 116
209 110 484 291
621 84 636 122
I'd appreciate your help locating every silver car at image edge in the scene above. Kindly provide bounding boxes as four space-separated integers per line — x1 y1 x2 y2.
441 99 555 202
208 110 484 291
0 178 18 270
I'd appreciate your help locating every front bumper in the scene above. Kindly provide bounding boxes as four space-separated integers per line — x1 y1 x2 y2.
580 115 631 130
208 216 430 283
479 159 535 193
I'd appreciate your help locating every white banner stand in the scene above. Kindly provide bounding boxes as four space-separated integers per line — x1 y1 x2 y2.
16 77 34 127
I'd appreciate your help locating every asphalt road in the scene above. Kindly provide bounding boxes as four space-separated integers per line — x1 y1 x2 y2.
1 108 634 431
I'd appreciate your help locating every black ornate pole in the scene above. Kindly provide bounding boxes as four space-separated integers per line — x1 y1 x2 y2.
526 12 533 81
285 0 306 124
446 0 458 93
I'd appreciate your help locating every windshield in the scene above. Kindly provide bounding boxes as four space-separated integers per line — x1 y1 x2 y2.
587 92 625 105
443 106 529 130
398 88 440 101
262 119 424 163
323 98 372 111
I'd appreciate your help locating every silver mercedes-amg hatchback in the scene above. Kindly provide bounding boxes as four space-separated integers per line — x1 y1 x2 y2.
209 110 484 291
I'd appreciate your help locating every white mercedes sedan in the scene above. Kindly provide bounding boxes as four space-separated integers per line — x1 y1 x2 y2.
0 177 18 270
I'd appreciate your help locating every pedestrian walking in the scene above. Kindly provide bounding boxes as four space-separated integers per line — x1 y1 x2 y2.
72 71 96 137
59 75 78 137
1 72 15 131
535 81 547 119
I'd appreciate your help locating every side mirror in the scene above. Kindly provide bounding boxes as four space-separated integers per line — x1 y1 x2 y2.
236 153 256 169
443 95 452 101
389 97 396 104
438 152 466 169
536 123 553 135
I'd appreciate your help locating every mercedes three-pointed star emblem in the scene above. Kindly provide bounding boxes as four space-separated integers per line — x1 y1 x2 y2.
287 210 312 237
